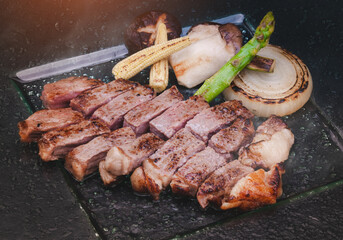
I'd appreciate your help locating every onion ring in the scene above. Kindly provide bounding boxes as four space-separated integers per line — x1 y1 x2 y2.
223 44 313 117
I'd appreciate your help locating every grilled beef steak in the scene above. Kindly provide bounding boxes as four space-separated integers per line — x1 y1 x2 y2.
65 127 136 181
41 76 104 109
92 85 154 130
221 164 285 210
123 85 184 135
208 116 255 159
18 72 296 212
185 100 254 143
131 129 206 199
197 160 254 209
239 115 294 170
149 95 209 140
99 133 164 185
70 79 137 117
170 146 227 197
18 108 83 142
38 120 110 161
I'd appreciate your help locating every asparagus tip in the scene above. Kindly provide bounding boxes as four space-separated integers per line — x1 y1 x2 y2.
254 11 275 46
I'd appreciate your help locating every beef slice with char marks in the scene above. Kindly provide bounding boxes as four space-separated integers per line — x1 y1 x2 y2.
38 120 110 161
170 146 227 197
123 85 183 136
41 76 104 109
149 95 209 140
185 100 253 143
65 127 136 181
92 85 155 130
197 160 254 209
70 78 137 117
99 132 164 185
208 116 255 159
18 108 83 142
131 129 206 199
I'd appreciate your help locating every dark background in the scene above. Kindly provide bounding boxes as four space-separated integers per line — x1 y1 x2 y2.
1 0 342 239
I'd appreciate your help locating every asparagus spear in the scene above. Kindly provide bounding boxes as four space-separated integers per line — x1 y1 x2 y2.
194 11 275 102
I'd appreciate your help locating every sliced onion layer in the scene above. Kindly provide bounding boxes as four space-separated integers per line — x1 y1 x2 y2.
223 44 313 117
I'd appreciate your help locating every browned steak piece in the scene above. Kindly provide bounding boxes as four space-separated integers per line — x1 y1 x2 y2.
65 127 136 181
38 120 110 161
221 164 285 210
185 100 254 143
149 95 209 140
239 115 294 170
99 133 164 185
18 108 84 142
70 79 137 117
208 116 255 159
41 76 104 109
170 146 227 197
131 129 206 200
196 160 254 209
92 85 154 130
123 85 184 136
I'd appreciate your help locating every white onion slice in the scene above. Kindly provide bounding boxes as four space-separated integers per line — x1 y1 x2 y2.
223 45 313 117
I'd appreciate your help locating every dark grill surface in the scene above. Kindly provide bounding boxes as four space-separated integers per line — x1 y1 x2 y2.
1 1 343 239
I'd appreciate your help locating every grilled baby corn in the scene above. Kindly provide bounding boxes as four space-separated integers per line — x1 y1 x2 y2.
149 22 169 93
113 36 191 80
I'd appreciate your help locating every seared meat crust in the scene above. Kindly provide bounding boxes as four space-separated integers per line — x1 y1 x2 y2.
70 79 137 117
131 129 206 199
18 108 83 142
186 100 253 143
170 146 227 197
38 120 110 161
92 85 154 129
99 133 164 185
208 116 255 159
65 127 136 181
150 95 209 140
123 85 183 135
197 160 254 208
41 76 104 109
